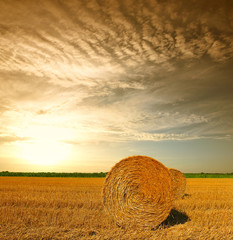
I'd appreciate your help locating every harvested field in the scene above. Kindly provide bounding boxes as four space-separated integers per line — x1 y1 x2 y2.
0 177 233 240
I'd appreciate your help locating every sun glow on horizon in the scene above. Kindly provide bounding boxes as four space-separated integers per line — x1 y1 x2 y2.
19 126 72 166
20 140 70 165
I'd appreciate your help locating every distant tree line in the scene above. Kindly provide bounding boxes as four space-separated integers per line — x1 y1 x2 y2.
0 171 233 178
184 173 233 178
0 171 108 178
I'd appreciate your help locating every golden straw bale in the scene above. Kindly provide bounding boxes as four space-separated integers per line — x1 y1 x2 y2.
102 155 174 228
168 168 186 199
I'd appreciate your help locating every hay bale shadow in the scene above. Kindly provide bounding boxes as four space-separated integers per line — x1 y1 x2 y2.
159 209 190 228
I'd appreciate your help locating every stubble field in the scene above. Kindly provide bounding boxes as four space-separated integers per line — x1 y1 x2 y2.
0 177 233 240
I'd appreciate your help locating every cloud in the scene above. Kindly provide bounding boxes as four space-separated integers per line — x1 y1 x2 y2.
0 0 232 144
0 134 30 145
37 109 49 115
1 0 232 88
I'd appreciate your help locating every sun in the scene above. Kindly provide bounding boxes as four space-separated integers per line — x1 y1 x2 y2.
19 126 71 166
20 140 70 165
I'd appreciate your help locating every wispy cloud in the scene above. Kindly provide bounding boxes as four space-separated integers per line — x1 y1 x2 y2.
0 134 30 145
0 0 232 144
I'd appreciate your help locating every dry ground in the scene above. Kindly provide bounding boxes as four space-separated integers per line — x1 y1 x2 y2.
0 177 232 240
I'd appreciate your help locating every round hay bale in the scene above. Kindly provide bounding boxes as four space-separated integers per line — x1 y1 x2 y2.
102 155 174 228
168 168 186 199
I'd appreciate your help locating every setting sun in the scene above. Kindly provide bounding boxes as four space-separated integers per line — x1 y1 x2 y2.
20 140 70 165
19 126 71 166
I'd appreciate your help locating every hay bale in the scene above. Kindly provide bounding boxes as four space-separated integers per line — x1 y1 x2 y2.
102 155 174 228
168 168 186 199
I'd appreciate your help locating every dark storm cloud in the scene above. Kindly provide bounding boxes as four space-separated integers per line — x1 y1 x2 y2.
0 0 232 142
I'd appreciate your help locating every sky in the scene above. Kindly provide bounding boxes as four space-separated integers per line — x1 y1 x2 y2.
0 0 233 173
